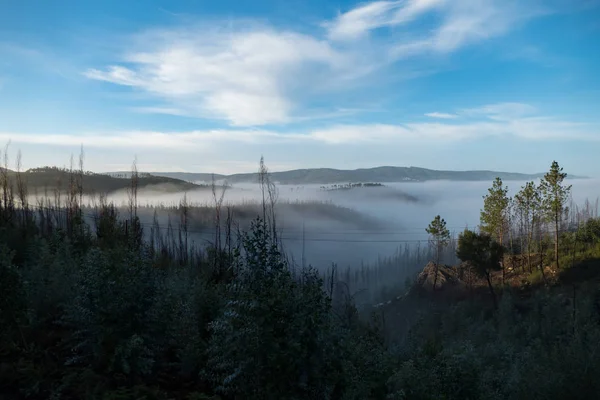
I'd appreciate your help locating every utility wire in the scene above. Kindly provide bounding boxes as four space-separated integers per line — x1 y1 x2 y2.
29 204 573 244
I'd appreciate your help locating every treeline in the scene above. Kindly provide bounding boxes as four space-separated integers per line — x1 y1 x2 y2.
2 150 600 399
425 161 599 306
0 153 393 399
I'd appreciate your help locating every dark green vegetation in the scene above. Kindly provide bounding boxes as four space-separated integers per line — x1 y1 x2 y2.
5 165 203 195
2 154 600 399
426 215 450 289
144 165 583 185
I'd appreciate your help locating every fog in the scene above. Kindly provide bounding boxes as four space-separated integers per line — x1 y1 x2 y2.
90 178 600 271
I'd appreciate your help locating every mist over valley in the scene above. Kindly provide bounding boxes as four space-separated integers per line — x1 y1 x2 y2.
90 175 600 273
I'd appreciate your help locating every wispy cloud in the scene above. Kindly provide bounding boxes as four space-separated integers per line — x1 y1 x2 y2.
461 102 538 120
84 1 552 127
4 103 598 151
328 0 548 57
425 112 458 119
84 27 357 126
130 106 193 117
0 129 298 152
326 0 444 41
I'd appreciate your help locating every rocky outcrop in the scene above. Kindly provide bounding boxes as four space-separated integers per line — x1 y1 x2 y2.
373 262 472 309
416 262 467 292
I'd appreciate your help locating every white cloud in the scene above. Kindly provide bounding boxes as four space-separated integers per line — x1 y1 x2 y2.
85 28 355 126
425 112 458 119
84 1 551 127
103 163 191 173
327 0 548 57
130 107 191 116
461 102 537 120
326 0 445 41
85 66 141 86
0 129 295 151
4 103 598 154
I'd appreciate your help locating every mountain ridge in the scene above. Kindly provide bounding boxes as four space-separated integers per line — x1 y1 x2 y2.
4 167 206 194
128 166 587 185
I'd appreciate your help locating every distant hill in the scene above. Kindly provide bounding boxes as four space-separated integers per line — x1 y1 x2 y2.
7 167 204 194
143 166 585 185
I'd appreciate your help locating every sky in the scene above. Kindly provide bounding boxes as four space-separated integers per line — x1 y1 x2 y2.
1 0 599 175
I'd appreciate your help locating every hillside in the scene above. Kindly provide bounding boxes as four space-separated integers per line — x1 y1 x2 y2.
143 166 584 185
3 160 600 399
7 167 204 195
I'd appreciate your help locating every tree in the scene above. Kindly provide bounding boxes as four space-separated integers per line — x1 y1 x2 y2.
426 215 450 290
456 230 504 309
539 161 572 270
514 181 541 272
480 177 509 284
480 177 510 245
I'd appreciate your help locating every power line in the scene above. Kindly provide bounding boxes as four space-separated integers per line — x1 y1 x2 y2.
30 205 451 243
28 204 576 245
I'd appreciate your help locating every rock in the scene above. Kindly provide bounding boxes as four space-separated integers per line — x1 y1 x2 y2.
416 262 466 292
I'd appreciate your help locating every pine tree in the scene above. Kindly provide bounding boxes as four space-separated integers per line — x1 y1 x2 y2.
539 161 572 270
426 215 450 290
480 177 510 245
480 177 509 284
514 181 541 272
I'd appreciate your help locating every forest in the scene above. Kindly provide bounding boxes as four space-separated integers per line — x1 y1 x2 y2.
1 149 600 400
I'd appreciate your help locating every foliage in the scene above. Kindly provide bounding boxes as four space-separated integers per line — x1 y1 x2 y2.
539 161 572 269
426 215 451 290
457 230 504 307
576 217 600 244
205 218 392 399
0 245 26 339
2 153 600 400
539 161 572 223
514 181 542 271
426 215 450 263
387 285 600 400
480 177 510 245
457 231 504 278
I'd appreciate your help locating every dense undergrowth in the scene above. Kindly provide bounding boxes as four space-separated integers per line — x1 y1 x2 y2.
2 155 600 399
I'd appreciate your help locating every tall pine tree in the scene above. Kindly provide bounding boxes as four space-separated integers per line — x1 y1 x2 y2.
514 181 541 272
480 177 510 245
480 177 509 283
539 161 571 270
426 215 450 290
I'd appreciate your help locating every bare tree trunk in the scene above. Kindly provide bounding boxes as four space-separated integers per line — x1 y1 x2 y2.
211 175 226 277
301 222 306 270
15 150 28 225
500 229 505 286
571 232 577 269
539 221 547 284
519 210 525 273
528 215 535 273
433 240 440 291
555 213 560 270
486 271 497 309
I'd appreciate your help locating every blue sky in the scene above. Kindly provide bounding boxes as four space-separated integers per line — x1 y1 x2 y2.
1 0 599 175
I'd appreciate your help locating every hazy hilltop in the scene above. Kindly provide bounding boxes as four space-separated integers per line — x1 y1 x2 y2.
6 166 204 194
143 166 577 185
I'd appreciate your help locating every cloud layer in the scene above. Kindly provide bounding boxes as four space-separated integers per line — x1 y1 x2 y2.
84 0 549 127
4 103 598 153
